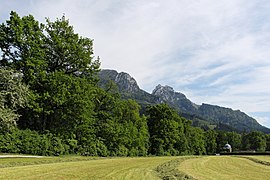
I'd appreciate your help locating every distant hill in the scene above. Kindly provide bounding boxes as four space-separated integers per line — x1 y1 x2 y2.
98 69 270 133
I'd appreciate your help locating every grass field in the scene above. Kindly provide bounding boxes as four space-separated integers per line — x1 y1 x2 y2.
244 155 270 162
0 156 179 180
179 156 270 180
1 155 270 179
0 155 101 168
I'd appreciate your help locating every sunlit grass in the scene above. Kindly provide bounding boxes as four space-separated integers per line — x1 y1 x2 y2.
178 156 270 180
2 155 270 179
0 156 179 179
0 155 99 168
244 155 270 163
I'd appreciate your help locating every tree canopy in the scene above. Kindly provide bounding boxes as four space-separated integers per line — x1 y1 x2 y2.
0 11 100 136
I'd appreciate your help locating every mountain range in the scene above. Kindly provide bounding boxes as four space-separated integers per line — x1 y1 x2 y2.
99 69 270 133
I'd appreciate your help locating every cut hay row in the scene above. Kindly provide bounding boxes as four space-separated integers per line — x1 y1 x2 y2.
155 157 196 179
244 155 270 163
240 156 270 166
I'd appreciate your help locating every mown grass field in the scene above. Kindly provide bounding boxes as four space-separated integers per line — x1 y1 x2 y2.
179 156 270 180
245 155 270 162
0 156 179 180
1 155 270 179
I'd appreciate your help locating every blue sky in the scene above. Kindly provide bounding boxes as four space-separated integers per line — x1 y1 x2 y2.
1 0 270 128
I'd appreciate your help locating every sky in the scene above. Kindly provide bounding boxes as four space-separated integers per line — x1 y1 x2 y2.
1 0 270 127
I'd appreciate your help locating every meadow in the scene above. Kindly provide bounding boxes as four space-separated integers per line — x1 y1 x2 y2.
0 156 181 179
0 155 270 179
179 156 270 180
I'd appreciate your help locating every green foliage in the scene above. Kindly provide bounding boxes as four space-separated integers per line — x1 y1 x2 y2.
0 11 100 81
146 104 188 155
95 95 149 156
0 107 18 133
23 71 96 137
0 68 29 133
204 130 217 155
266 134 270 151
186 127 206 155
199 104 269 133
0 11 100 136
0 129 67 156
242 131 267 152
225 131 242 151
0 11 46 76
44 16 100 77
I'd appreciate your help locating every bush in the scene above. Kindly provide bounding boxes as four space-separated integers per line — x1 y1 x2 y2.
117 145 129 156
65 139 78 154
0 129 69 156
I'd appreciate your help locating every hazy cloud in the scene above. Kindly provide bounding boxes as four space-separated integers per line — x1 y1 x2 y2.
1 0 270 127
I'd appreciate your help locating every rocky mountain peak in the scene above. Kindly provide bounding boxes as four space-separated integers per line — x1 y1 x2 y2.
152 84 186 101
152 84 174 102
99 69 139 92
152 84 174 94
152 84 198 113
115 72 140 92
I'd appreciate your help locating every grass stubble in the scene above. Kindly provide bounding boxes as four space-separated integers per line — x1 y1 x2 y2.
178 156 270 180
1 155 270 179
0 156 182 179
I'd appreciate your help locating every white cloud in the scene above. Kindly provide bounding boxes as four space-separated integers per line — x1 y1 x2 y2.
1 0 270 127
253 116 270 128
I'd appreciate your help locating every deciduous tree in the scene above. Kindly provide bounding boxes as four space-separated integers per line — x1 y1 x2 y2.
0 68 29 133
0 11 100 134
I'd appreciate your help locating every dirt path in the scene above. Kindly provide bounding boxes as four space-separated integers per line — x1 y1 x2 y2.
0 155 43 158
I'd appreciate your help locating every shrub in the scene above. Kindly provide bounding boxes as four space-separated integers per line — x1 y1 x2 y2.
0 129 69 156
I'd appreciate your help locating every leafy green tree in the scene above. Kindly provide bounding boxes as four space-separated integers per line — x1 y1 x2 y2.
266 134 270 151
44 16 100 78
0 11 46 85
146 104 187 155
216 131 241 152
116 100 149 156
226 132 242 151
20 71 97 137
242 131 266 151
0 11 100 134
0 68 29 133
0 129 67 156
94 93 149 156
205 130 217 154
186 126 206 155
0 11 99 83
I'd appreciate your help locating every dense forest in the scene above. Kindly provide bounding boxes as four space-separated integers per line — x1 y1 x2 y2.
0 12 270 156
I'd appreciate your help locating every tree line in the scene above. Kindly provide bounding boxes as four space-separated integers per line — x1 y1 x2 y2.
0 12 270 156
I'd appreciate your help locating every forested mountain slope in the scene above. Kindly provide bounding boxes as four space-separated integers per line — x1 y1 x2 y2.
99 69 270 133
